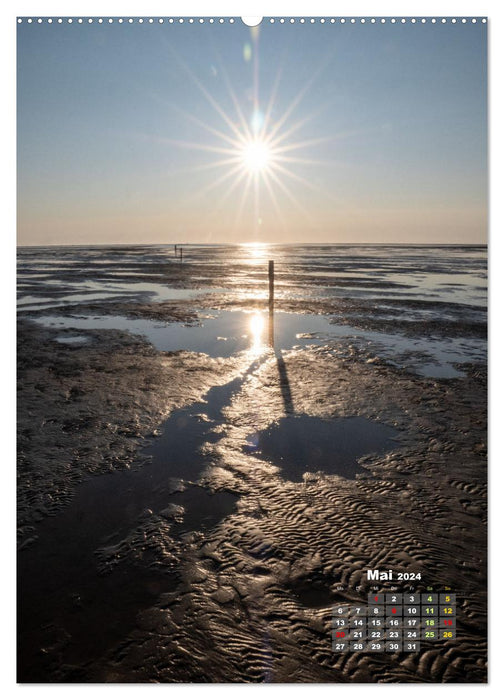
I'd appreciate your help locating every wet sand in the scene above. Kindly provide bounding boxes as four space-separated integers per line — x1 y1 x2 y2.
17 245 487 682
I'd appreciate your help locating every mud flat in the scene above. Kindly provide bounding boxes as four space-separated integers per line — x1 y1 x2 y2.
17 245 487 683
17 323 486 682
89 352 485 683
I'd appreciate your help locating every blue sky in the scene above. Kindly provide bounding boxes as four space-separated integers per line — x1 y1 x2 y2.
17 18 487 244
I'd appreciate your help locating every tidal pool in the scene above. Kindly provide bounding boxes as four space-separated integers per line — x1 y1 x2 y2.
245 414 399 481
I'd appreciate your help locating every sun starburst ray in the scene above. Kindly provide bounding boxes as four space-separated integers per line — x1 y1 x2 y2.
186 156 246 173
168 103 246 150
155 136 241 157
267 113 318 150
185 162 245 204
269 161 320 192
211 46 254 142
266 167 311 219
265 97 338 150
261 170 287 227
151 36 346 236
274 155 338 167
211 168 251 213
232 172 254 235
253 172 260 235
271 136 333 155
265 47 336 144
271 161 340 205
258 56 287 140
163 40 248 145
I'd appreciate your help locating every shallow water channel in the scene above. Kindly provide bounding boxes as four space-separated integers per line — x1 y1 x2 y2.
18 369 245 680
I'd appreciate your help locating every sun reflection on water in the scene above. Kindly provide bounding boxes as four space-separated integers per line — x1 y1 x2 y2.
248 311 266 353
241 242 270 266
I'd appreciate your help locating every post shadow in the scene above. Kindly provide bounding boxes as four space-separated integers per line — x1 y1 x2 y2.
276 353 295 415
268 310 294 415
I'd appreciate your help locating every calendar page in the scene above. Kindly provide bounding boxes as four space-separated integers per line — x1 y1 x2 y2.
16 14 487 683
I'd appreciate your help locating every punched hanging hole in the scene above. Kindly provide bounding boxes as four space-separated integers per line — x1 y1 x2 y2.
241 17 263 27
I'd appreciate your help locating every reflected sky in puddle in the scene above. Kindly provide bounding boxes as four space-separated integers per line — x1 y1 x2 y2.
245 415 399 481
34 308 485 378
299 281 487 306
55 335 91 345
18 292 129 310
383 272 487 306
163 487 239 537
17 280 227 310
18 239 487 380
17 295 53 305
331 325 486 378
34 310 330 357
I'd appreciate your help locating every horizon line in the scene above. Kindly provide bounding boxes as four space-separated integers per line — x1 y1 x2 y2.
16 241 488 249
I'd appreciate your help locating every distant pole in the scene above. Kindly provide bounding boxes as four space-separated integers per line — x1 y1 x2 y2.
174 244 177 255
180 247 183 262
268 260 274 313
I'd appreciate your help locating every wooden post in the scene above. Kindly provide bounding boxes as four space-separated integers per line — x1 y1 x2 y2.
268 260 274 313
268 308 275 348
174 244 177 255
180 247 183 262
268 260 274 347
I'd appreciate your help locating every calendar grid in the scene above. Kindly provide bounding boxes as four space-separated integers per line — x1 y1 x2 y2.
332 592 457 652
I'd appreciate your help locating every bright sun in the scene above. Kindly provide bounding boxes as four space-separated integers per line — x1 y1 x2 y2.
164 39 336 233
241 139 273 173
